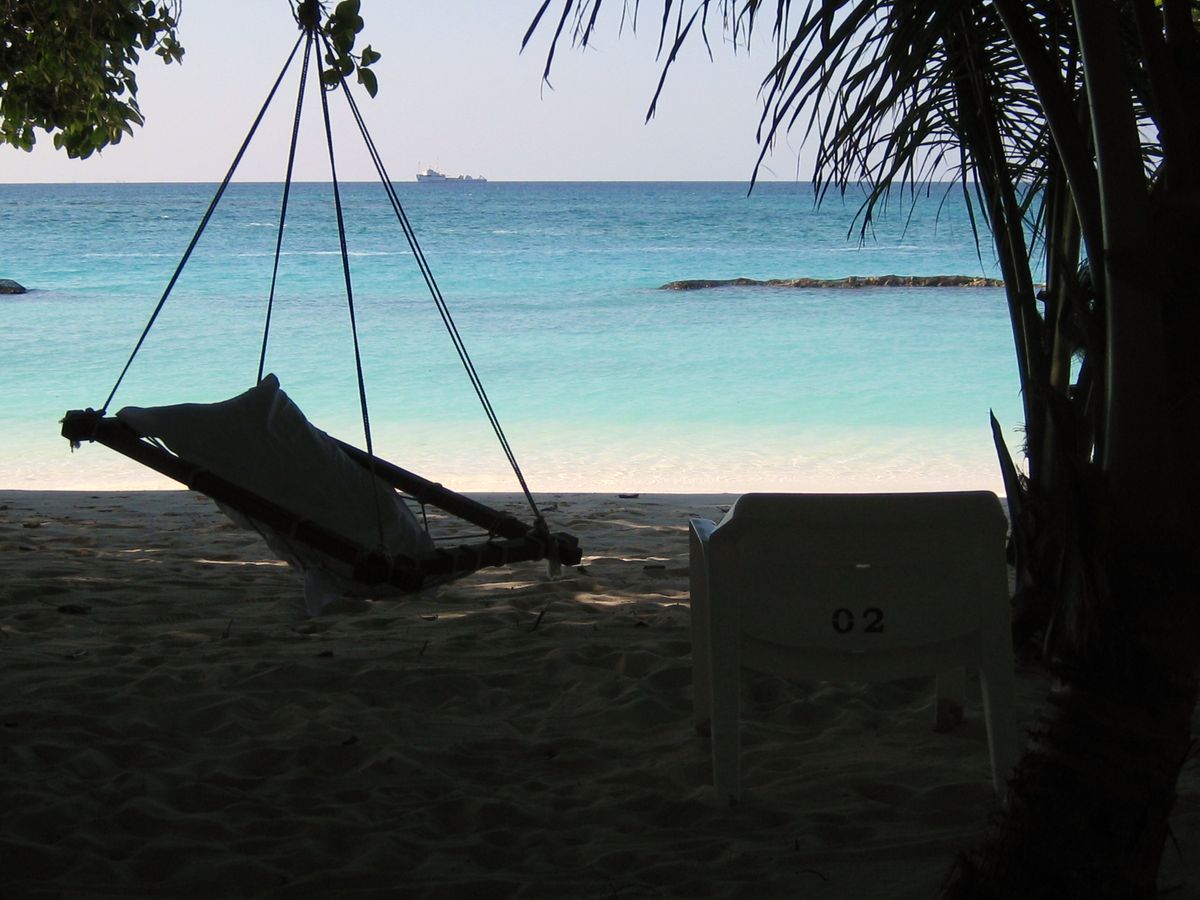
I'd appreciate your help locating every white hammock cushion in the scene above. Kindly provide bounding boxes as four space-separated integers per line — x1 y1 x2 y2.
117 374 433 613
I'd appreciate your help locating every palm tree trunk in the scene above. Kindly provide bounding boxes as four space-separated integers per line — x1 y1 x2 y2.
944 4 1200 896
942 673 1196 899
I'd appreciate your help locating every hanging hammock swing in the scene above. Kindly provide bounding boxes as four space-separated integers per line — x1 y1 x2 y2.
61 7 581 614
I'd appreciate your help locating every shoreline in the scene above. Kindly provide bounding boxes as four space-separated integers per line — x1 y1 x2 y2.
5 425 1017 496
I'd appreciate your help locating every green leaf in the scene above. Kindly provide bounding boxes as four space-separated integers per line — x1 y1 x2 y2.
357 66 378 97
335 0 362 21
1 0 182 156
360 45 381 67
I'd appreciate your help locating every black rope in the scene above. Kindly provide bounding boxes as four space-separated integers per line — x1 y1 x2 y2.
322 33 545 528
258 29 314 384
101 31 306 414
315 37 387 551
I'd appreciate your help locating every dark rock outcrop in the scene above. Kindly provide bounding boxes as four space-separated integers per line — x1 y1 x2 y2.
0 279 28 294
659 274 1004 290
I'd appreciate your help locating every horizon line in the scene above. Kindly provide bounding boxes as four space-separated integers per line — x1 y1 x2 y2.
1 178 978 187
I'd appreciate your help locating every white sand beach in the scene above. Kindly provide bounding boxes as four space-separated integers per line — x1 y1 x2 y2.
2 489 1197 898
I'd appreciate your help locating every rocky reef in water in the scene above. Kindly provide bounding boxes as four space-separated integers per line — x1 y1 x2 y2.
0 279 27 294
659 274 1004 290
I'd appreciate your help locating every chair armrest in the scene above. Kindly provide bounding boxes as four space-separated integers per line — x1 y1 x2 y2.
689 517 718 544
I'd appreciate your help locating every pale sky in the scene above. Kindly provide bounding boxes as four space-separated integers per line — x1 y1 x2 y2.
1 1 812 183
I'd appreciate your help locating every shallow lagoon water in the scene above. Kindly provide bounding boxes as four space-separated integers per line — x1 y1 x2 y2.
1 181 1024 493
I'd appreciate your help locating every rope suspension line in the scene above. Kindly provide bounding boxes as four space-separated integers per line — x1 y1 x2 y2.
258 28 315 385
313 31 388 550
97 14 547 538
318 32 546 527
102 31 306 414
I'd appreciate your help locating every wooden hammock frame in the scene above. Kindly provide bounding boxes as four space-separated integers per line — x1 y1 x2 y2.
62 409 581 592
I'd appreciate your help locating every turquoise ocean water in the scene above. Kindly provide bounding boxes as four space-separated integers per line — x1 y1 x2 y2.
1 181 1025 494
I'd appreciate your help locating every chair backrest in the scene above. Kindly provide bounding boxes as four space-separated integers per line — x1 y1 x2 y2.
692 490 1017 802
708 492 1009 661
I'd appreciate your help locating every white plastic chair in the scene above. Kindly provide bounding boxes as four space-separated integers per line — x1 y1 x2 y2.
689 491 1018 804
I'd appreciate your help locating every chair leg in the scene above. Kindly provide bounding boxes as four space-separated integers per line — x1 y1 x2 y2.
708 636 742 806
934 667 967 731
979 659 1019 797
689 524 713 735
707 564 743 806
